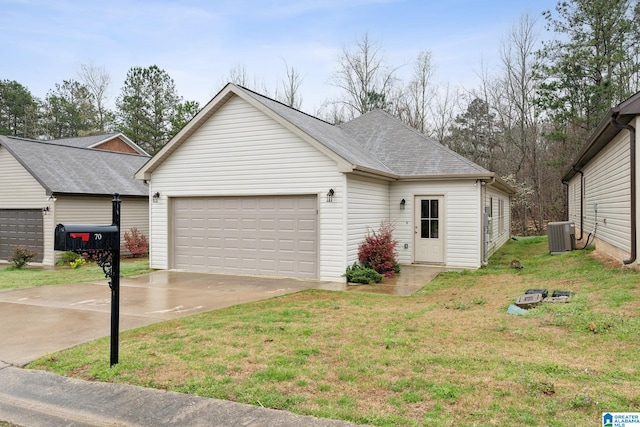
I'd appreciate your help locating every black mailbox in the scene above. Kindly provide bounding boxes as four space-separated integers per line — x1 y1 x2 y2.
54 224 119 252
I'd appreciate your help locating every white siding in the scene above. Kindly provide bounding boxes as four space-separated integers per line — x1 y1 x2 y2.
0 147 53 264
568 174 581 228
580 129 631 253
485 186 511 257
54 196 149 257
149 95 345 281
0 147 47 209
345 175 390 264
390 180 483 268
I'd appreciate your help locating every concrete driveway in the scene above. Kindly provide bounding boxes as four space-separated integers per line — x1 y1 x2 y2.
0 271 332 366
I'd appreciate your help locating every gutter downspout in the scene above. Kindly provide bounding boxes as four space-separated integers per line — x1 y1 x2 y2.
571 167 585 241
611 113 636 265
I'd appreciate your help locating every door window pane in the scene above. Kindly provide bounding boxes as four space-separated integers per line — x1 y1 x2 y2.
421 200 430 218
421 220 430 238
430 200 438 219
430 220 439 238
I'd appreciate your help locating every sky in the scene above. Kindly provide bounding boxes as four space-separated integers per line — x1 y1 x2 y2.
1 0 560 115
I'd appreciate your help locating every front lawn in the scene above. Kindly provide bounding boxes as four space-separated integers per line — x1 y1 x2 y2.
0 259 152 290
28 238 640 426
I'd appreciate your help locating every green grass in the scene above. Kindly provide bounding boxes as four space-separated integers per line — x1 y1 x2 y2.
28 238 640 426
0 259 152 289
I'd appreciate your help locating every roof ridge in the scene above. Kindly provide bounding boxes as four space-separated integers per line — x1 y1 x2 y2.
235 84 335 126
5 137 149 158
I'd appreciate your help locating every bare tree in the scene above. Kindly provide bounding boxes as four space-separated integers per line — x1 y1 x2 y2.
399 50 435 133
329 33 398 118
428 83 459 145
77 63 112 132
223 64 271 96
498 13 545 233
275 60 304 109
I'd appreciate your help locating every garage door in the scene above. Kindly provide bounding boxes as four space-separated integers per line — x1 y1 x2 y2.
0 209 44 262
172 196 318 278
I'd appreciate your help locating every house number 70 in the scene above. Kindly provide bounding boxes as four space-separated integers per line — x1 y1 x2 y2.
94 233 103 240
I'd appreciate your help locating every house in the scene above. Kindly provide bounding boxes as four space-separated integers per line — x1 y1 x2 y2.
135 83 515 282
49 132 150 155
0 134 150 265
563 91 640 266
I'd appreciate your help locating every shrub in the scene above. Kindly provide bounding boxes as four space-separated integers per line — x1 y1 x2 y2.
124 227 149 256
9 246 37 269
58 251 81 265
69 258 86 269
358 220 400 278
344 262 383 284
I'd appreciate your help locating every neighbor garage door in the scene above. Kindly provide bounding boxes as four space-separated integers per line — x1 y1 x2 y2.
0 209 44 262
172 196 318 278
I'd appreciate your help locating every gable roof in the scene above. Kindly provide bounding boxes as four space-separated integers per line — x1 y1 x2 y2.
45 133 149 156
563 91 640 182
0 135 150 197
136 83 512 193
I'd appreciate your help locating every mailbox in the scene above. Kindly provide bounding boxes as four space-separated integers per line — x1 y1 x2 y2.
55 223 119 252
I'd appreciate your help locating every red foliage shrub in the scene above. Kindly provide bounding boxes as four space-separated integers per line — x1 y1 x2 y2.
357 221 399 278
124 227 148 256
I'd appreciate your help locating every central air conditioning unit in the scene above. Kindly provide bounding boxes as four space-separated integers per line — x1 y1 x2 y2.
548 221 576 254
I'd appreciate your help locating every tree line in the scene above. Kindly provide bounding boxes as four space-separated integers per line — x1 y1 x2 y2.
0 64 200 155
319 0 640 234
1 0 639 234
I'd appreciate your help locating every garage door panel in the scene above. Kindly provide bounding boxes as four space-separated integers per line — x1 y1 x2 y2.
0 209 44 262
173 196 317 278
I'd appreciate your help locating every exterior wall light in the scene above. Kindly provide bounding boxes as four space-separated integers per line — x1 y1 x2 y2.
152 192 160 203
327 189 334 202
400 199 406 210
42 206 50 215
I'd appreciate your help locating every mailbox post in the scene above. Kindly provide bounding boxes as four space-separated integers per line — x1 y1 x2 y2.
54 194 122 366
110 194 121 366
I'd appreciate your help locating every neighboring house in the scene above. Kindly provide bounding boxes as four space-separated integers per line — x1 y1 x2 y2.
563 91 640 266
0 134 150 265
135 83 515 282
47 132 150 155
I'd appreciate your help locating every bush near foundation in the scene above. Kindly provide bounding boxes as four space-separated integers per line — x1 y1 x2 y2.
9 246 37 269
358 221 400 278
124 227 148 256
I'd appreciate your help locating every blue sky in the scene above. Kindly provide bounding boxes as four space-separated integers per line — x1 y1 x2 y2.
1 0 559 113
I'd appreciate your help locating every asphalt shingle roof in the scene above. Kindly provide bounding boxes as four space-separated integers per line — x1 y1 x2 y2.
0 136 150 196
339 109 490 176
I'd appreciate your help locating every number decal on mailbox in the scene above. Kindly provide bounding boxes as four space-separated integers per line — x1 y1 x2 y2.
94 233 103 240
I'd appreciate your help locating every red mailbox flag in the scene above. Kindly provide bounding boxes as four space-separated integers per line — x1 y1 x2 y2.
69 233 90 242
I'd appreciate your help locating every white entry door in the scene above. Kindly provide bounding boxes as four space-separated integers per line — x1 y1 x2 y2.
414 196 444 263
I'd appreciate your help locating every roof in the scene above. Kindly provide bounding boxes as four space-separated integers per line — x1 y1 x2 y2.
137 83 513 193
563 91 640 182
0 135 150 197
339 109 490 177
44 133 149 156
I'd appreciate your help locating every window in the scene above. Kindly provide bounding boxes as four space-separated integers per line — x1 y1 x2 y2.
499 199 505 233
489 197 494 239
420 199 439 238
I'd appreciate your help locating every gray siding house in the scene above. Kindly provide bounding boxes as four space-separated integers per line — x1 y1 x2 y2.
0 135 150 265
136 83 514 282
564 91 640 266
